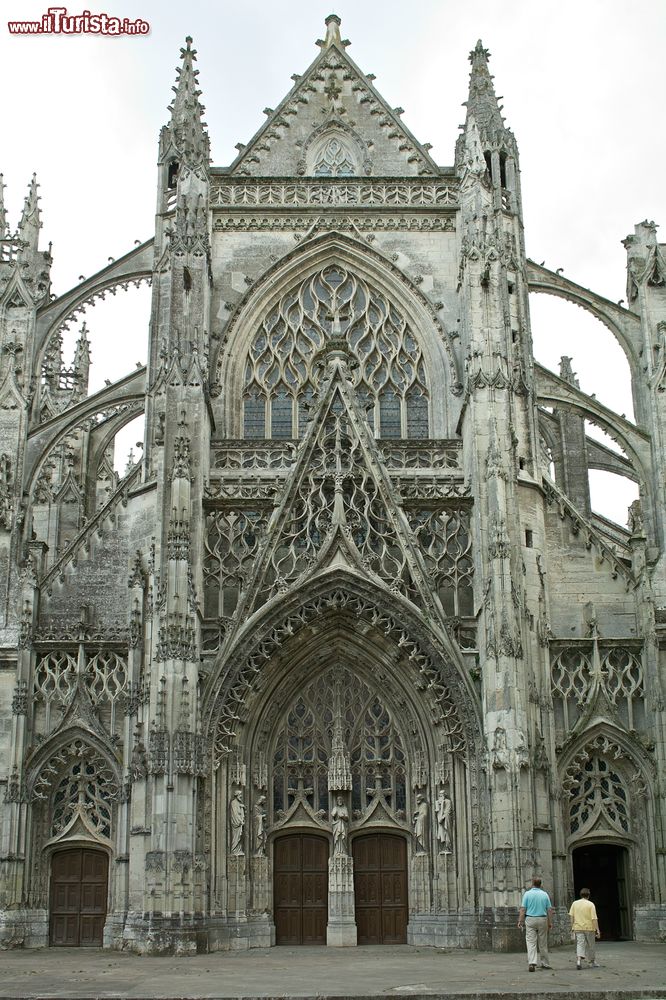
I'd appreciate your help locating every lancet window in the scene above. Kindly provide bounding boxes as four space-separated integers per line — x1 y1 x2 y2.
271 667 408 823
242 267 429 440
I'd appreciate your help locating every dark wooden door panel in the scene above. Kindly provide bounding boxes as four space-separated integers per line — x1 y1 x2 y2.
353 833 407 945
50 848 108 947
274 834 328 945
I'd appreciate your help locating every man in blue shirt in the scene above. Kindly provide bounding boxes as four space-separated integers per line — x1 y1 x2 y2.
517 877 555 971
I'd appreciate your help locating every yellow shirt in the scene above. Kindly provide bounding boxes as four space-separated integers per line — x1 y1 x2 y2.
569 898 598 932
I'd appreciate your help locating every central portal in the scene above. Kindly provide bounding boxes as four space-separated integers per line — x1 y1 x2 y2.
353 833 408 944
274 833 328 945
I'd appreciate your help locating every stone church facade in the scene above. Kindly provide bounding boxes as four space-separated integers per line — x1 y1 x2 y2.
0 16 665 953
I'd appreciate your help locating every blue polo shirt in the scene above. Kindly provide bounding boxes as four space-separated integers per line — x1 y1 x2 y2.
521 886 552 916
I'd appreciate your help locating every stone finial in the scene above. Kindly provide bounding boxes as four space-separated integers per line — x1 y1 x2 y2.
317 14 350 49
559 355 579 387
469 38 490 65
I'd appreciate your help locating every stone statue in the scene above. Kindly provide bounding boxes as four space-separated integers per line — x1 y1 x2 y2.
491 726 509 769
331 794 349 856
435 789 453 854
229 789 245 855
413 793 429 854
253 794 267 856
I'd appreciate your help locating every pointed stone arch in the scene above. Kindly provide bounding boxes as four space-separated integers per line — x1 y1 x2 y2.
527 261 642 377
213 232 461 438
304 120 370 176
202 566 482 766
33 241 153 365
203 568 483 932
558 725 658 905
23 727 121 919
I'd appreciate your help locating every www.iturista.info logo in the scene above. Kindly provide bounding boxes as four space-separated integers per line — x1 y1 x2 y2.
7 7 150 35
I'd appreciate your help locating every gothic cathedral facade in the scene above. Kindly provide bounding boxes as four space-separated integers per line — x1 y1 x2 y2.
1 17 665 953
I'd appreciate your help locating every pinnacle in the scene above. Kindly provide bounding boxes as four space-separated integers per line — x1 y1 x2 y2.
167 35 210 169
464 37 504 133
18 173 41 248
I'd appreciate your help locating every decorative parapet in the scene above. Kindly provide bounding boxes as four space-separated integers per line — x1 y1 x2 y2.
210 439 463 475
211 177 459 209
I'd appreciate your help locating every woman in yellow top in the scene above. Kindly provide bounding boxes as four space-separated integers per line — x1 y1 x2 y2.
569 888 601 969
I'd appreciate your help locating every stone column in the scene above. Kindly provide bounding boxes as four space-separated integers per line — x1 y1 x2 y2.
326 690 356 945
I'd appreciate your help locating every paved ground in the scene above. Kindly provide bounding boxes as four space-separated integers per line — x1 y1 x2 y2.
1 941 665 999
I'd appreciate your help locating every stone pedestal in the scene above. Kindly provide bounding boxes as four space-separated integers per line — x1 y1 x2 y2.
326 854 357 946
249 855 270 915
410 852 431 914
227 856 247 917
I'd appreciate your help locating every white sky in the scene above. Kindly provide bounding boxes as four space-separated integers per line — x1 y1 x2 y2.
1 0 664 520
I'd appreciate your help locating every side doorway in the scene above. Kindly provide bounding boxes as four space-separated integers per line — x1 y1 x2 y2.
353 833 408 944
274 833 329 945
49 847 108 946
572 843 632 939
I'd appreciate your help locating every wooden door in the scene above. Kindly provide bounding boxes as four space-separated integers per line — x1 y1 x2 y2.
353 833 407 944
49 848 108 946
274 834 328 945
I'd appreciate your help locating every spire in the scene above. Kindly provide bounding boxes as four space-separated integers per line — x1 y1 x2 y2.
464 40 504 134
18 173 41 251
0 174 7 237
167 36 210 171
316 13 350 49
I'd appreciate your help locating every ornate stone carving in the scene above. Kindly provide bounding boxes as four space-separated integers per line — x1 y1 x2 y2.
253 795 267 857
413 792 429 854
229 789 245 855
11 680 27 715
212 178 459 208
331 795 350 856
435 789 453 854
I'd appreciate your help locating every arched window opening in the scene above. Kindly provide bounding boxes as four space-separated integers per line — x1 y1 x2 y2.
568 755 629 836
499 151 508 189
313 137 356 177
242 266 430 439
270 666 409 823
167 160 179 189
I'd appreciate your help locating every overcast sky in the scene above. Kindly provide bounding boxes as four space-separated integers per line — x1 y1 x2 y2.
1 0 664 518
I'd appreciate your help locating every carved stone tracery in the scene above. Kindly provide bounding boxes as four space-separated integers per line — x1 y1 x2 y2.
242 265 429 440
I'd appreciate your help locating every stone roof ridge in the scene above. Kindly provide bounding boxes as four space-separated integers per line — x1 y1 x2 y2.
167 35 210 169
463 38 506 135
227 15 439 176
